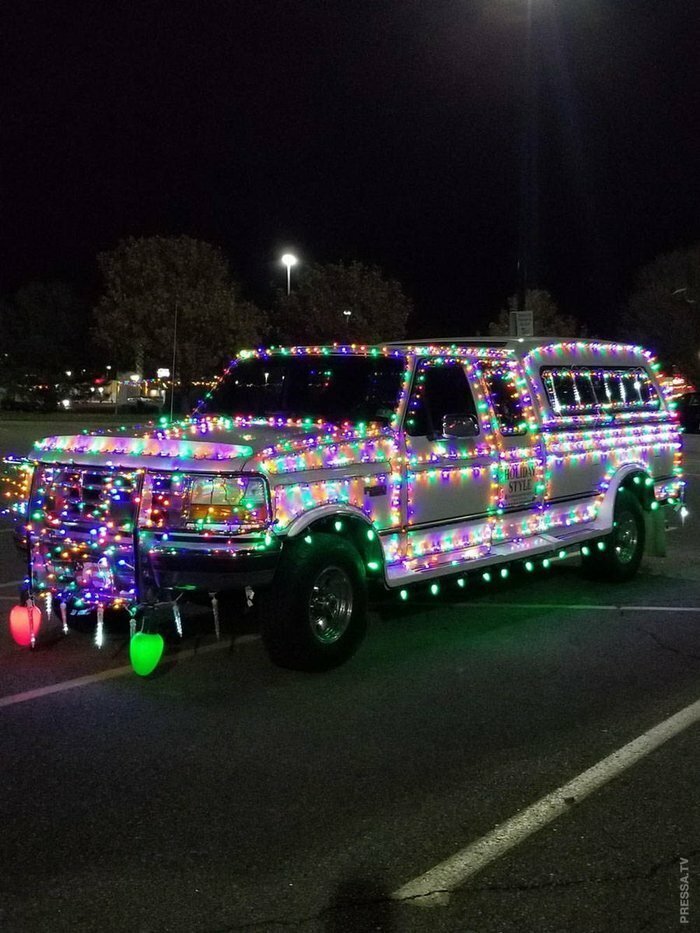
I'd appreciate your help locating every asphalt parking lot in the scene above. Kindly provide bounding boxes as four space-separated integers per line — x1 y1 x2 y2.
0 420 698 932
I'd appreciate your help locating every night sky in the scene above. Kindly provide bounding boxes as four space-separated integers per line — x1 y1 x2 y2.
2 0 698 336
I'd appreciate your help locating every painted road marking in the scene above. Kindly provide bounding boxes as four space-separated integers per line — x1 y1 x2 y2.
0 635 261 710
404 601 700 613
392 696 700 906
461 603 700 612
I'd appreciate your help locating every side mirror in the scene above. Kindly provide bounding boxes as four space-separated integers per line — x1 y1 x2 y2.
442 413 479 438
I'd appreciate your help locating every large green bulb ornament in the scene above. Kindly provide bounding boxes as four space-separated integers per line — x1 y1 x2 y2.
130 632 165 676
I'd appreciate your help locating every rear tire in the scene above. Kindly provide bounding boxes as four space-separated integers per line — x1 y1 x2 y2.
260 534 368 671
582 488 645 582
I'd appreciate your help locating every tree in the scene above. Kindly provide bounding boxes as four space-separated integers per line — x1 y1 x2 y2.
93 236 265 392
0 281 88 380
271 260 411 345
487 289 585 337
623 244 700 379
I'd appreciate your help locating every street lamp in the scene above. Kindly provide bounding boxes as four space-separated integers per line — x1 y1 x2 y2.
343 309 352 332
281 253 298 295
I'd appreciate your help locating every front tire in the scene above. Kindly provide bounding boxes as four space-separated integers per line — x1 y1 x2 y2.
582 488 645 582
260 534 368 671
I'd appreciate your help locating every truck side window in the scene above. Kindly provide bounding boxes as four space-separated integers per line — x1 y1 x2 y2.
405 362 478 437
482 365 527 435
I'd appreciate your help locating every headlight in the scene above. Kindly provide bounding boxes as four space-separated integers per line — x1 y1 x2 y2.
140 472 270 534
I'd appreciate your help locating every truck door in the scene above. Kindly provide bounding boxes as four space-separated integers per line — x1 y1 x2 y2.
401 357 496 565
479 359 545 543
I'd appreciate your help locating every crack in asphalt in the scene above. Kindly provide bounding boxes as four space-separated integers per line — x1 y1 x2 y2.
202 849 700 930
633 624 700 665
202 892 402 931
463 847 700 895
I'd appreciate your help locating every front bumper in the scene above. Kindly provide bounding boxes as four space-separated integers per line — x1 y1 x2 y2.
141 534 281 594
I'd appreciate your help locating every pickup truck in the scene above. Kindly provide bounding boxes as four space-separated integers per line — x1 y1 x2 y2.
10 338 685 671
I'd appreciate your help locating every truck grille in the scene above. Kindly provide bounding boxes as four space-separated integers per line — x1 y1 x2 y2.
28 465 141 606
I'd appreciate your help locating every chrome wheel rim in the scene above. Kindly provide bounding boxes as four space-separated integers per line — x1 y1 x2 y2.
615 512 638 564
308 566 353 644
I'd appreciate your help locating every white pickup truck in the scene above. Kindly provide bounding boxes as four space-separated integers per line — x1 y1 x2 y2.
14 338 685 671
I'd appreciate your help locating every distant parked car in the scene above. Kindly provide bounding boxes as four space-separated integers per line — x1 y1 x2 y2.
677 392 700 433
0 385 58 412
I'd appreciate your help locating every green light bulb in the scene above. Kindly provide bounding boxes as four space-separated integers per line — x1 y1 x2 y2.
129 632 164 677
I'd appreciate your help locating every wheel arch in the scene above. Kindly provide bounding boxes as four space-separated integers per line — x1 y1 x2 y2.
597 463 654 530
284 506 385 580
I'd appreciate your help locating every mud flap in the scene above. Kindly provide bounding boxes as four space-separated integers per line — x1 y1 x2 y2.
645 508 667 557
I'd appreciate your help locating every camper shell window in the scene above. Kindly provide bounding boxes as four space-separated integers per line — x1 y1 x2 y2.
540 366 659 415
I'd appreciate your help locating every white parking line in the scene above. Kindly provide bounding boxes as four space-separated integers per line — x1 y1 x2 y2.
0 635 261 710
392 696 700 906
403 601 700 613
462 603 700 613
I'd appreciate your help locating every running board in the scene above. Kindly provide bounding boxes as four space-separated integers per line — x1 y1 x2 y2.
385 527 604 587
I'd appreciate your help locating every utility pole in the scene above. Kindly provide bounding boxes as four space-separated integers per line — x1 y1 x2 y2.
169 301 178 422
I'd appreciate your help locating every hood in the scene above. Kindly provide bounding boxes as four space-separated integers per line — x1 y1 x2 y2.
30 417 380 472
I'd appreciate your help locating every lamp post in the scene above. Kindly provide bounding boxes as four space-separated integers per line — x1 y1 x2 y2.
281 253 298 295
516 0 536 323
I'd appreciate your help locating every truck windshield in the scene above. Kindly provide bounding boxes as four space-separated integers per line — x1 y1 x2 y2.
198 354 406 423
